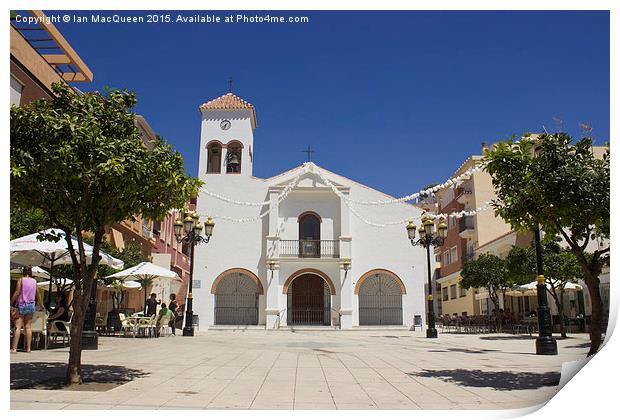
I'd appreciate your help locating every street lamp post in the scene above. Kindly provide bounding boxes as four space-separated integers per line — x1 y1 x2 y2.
174 211 214 337
406 216 448 338
534 226 558 355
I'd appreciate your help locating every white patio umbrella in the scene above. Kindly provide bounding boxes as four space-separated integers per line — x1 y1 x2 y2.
10 228 124 305
10 228 124 268
105 262 181 312
10 266 50 279
506 280 583 297
37 278 73 288
104 280 142 289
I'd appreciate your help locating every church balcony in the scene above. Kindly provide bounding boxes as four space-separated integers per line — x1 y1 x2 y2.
279 240 340 258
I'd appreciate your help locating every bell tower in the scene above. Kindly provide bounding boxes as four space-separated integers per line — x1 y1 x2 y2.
198 92 257 181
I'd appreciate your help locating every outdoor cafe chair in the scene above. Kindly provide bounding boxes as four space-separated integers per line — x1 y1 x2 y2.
48 313 72 347
137 315 156 337
119 313 136 337
156 314 172 337
30 311 48 349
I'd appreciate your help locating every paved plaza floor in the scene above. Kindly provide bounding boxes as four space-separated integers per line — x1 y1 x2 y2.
10 329 591 410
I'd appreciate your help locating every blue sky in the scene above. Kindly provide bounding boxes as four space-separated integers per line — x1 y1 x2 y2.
53 10 609 199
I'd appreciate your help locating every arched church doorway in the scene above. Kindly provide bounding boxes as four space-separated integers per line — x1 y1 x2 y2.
287 273 331 325
357 271 404 325
214 271 259 325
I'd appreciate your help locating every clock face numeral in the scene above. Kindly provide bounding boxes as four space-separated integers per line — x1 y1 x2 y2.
220 120 231 130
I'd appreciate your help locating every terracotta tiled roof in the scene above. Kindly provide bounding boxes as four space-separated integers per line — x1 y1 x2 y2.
199 92 255 111
199 92 257 128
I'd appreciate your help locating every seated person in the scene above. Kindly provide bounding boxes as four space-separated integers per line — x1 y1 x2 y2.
47 293 70 332
155 303 174 336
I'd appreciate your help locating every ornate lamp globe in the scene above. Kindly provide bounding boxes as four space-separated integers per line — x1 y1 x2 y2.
438 220 448 239
406 220 417 240
418 226 426 239
183 215 194 234
423 218 435 236
173 219 183 237
193 222 203 237
204 217 215 237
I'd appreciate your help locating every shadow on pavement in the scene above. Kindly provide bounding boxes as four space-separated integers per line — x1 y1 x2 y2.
410 369 560 390
478 335 536 340
428 347 501 354
11 362 148 391
564 342 590 349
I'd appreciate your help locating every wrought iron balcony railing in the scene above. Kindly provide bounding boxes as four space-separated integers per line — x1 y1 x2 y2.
279 240 340 258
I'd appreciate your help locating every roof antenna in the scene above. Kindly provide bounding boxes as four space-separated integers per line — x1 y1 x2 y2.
227 77 233 93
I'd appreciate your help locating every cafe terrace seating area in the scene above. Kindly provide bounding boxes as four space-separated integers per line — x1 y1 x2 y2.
10 309 180 352
439 313 587 335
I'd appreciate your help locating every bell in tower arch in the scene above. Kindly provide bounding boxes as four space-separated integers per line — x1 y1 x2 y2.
226 147 241 174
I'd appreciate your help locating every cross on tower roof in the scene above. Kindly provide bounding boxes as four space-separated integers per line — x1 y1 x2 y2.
302 145 315 162
227 77 233 93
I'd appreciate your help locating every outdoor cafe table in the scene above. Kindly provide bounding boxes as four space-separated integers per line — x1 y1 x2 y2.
126 315 152 338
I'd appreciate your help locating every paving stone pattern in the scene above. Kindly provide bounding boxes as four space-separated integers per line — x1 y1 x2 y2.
10 330 591 410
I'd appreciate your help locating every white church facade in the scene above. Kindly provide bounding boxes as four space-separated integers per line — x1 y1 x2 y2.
192 92 429 329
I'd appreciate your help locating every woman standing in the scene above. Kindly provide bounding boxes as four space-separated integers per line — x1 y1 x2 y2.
168 293 178 336
11 267 42 353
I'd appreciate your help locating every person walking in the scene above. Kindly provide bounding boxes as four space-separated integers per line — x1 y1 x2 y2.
11 267 43 353
168 293 179 336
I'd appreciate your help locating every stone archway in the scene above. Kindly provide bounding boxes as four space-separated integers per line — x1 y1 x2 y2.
212 269 262 325
286 274 331 325
282 268 336 295
356 269 405 326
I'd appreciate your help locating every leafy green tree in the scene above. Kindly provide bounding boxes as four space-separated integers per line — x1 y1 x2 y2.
460 253 514 312
483 133 609 355
10 207 49 239
97 239 149 281
10 83 200 384
506 242 582 338
97 240 150 311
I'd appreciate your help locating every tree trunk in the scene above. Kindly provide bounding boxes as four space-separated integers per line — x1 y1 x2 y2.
558 303 566 339
65 236 101 385
549 290 567 338
66 291 88 384
584 273 603 356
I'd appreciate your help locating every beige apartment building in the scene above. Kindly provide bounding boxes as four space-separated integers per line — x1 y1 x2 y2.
435 143 608 325
434 154 513 317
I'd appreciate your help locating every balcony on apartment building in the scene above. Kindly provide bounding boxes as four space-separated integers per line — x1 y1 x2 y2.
455 186 473 205
279 240 340 258
458 216 476 239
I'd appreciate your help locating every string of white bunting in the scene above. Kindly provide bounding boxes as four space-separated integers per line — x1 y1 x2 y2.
199 162 492 226
200 163 309 207
313 167 491 227
207 168 305 223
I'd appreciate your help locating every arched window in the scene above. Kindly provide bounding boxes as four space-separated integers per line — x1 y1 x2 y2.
226 142 242 174
298 212 321 241
207 142 222 173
